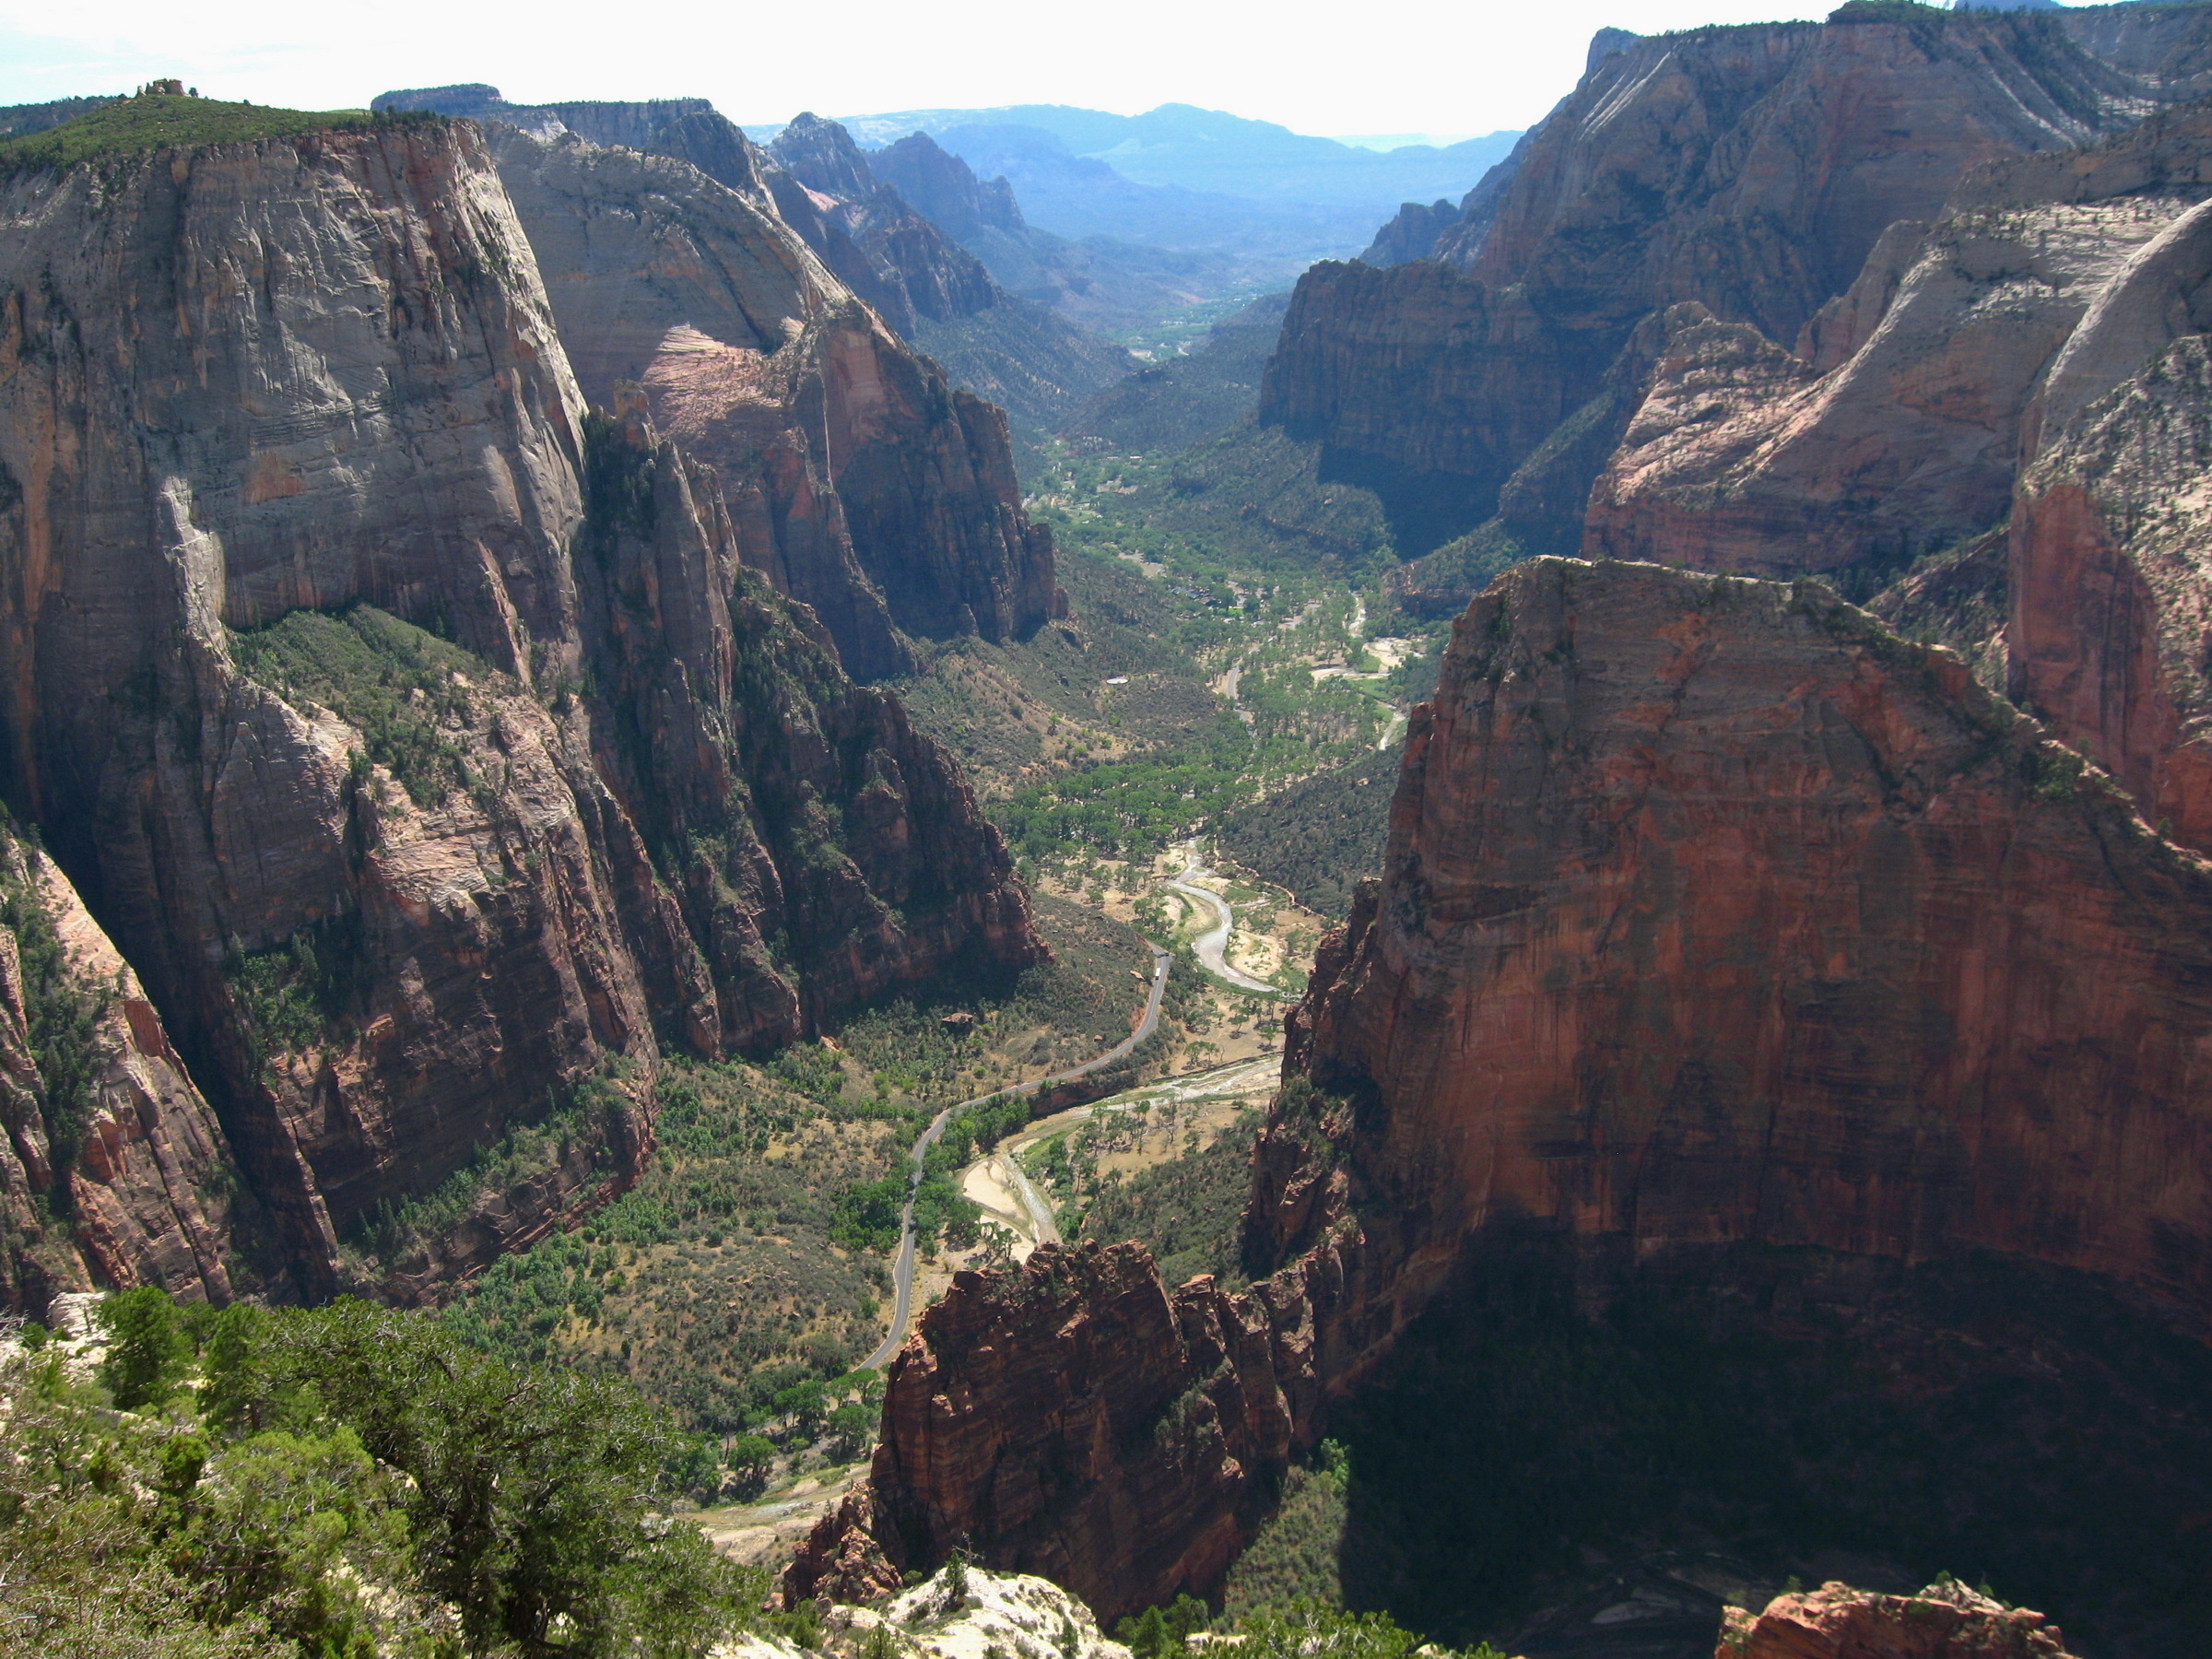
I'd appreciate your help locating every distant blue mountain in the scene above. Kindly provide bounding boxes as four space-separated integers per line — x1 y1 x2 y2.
747 103 1521 259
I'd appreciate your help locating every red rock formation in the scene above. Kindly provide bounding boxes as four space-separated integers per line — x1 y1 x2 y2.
0 111 1041 1304
0 830 240 1309
1586 105 2212 577
1294 559 2212 1304
488 125 1065 681
1262 7 2212 557
785 1240 1364 1619
803 556 2212 1615
1719 1581 2078 1658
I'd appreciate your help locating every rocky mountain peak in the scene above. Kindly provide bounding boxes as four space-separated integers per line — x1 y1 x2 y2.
872 130 1028 241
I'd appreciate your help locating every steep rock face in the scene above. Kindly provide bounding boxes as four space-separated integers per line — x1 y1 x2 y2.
871 133 1028 245
372 88 1131 428
0 121 641 1289
1292 559 2212 1304
1262 7 2203 554
1720 1581 2078 1658
1358 199 1457 267
1586 105 2212 576
574 394 1040 1056
768 114 999 336
785 1238 1404 1620
764 116 1135 427
0 830 241 1310
2002 126 2212 853
487 126 1064 681
1262 259 1578 551
0 116 1041 1303
805 557 2212 1616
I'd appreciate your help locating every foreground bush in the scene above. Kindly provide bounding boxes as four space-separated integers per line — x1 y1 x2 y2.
0 1293 758 1659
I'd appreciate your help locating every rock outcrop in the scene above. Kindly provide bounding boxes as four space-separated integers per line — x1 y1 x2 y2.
800 556 2212 1618
0 829 241 1310
762 115 1135 428
1291 559 2212 1303
0 106 1040 1306
1585 103 2212 579
1262 6 2212 561
782 1233 1426 1620
1720 1581 2078 1658
485 126 1063 679
371 89 1132 430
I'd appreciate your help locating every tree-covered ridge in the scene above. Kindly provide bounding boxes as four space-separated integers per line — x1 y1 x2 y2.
1 1289 764 1659
0 89 439 173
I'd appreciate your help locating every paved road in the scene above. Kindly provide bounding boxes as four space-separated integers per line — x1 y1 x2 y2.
858 941 1171 1370
1167 858 1297 999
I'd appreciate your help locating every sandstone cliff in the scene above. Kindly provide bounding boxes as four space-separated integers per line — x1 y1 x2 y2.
796 556 2212 1617
0 827 241 1310
1261 6 2212 563
1573 97 2212 858
372 87 1134 429
486 126 1064 679
0 106 1040 1306
1585 103 2212 578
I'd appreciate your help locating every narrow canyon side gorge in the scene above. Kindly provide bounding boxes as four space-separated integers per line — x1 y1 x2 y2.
0 108 1046 1305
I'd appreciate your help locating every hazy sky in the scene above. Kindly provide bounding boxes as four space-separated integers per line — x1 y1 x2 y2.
3 0 1844 137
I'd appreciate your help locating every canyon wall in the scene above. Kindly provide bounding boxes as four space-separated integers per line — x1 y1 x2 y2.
1573 98 2212 861
371 88 1132 430
1585 103 2212 577
1260 6 2212 560
0 109 1039 1305
0 828 241 1309
488 127 1064 679
795 556 2212 1618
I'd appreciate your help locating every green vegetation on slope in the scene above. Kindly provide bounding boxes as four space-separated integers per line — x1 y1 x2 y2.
414 894 1163 1449
1076 1119 1255 1286
0 90 435 172
0 822 107 1200
1212 759 1393 920
230 606 489 807
3 1289 759 1659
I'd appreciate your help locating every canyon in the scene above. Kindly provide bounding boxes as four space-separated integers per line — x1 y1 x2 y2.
791 556 2212 1643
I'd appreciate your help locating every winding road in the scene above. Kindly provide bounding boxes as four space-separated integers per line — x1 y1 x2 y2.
858 940 1171 1370
1168 854 1298 999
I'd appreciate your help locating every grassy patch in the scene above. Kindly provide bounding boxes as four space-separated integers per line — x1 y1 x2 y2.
0 91 436 173
230 606 490 807
1224 1460 1350 1618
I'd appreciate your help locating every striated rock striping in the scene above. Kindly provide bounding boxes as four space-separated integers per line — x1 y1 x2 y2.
1262 7 2212 572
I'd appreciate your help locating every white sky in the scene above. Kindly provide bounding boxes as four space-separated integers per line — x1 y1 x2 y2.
1 0 1842 138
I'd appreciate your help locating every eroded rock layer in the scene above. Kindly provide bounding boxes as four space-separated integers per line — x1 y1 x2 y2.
1262 6 2212 560
1720 1581 2078 1659
0 115 1039 1304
